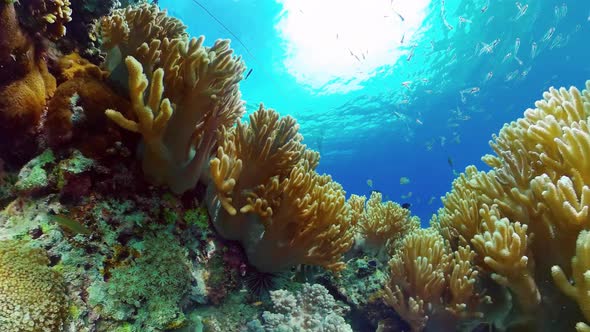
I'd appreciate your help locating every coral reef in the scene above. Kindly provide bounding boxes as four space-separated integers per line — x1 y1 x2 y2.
208 105 357 272
88 232 193 330
1 0 589 331
0 240 67 331
247 283 353 332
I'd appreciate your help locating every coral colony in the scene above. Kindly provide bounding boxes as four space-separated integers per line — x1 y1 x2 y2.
1 1 590 331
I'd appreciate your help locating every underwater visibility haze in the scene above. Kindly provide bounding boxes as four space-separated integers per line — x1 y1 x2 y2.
0 0 590 331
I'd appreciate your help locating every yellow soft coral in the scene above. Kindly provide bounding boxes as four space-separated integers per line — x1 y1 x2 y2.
209 106 355 272
102 4 245 193
434 80 590 328
383 229 480 331
0 240 67 331
471 204 540 311
552 230 590 330
356 191 418 258
100 3 187 73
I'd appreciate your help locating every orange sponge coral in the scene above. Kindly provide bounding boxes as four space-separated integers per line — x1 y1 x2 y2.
0 2 56 160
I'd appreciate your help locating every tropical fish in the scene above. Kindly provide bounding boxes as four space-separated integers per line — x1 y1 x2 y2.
245 68 253 80
400 177 410 185
53 214 91 236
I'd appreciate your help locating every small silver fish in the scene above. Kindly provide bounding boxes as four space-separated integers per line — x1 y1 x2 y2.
542 27 555 42
515 2 528 20
531 42 538 59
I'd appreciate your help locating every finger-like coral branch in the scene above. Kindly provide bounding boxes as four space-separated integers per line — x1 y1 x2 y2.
471 204 540 311
552 230 590 328
102 6 245 193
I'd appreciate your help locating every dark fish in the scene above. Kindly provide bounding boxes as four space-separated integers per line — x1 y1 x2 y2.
447 156 454 168
401 203 411 210
371 190 382 194
245 68 253 80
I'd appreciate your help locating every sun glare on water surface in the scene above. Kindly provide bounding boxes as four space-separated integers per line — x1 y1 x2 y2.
275 0 432 94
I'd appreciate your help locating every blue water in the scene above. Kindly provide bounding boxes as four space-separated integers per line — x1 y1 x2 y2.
160 0 590 224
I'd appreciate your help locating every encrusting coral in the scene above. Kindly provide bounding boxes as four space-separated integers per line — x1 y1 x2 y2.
0 240 67 331
101 4 246 194
247 283 352 332
208 105 357 272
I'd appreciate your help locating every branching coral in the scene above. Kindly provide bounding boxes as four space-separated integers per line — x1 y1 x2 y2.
209 106 356 272
383 229 481 331
101 4 245 193
0 240 67 331
356 191 418 258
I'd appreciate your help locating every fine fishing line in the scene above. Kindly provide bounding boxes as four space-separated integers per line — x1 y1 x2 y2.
189 0 257 61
